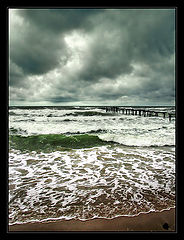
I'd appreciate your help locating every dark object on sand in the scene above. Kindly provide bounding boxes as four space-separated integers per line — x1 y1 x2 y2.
163 222 169 230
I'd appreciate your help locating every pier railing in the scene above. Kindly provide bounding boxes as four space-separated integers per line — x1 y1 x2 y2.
105 107 175 121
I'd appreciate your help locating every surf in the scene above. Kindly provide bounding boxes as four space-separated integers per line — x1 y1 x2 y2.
9 134 115 152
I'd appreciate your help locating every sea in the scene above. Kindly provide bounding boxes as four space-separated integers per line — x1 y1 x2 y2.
8 106 176 225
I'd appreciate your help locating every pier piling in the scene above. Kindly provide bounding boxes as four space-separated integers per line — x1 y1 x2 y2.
105 107 175 121
169 113 171 122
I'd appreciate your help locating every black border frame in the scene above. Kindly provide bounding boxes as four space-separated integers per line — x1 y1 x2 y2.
1 1 183 238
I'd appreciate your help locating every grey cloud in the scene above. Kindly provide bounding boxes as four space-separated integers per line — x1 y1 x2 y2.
10 21 69 76
78 34 133 82
77 9 175 83
18 9 101 34
9 9 102 84
9 9 175 106
46 96 78 103
9 61 24 86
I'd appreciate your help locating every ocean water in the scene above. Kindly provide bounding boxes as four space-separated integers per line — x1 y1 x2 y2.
9 106 175 224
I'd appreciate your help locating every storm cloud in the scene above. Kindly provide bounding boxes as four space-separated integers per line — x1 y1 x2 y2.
9 8 175 106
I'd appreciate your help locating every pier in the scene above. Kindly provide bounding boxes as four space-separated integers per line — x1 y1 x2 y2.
105 107 175 121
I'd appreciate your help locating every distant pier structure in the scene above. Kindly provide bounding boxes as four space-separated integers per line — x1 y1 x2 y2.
105 107 175 121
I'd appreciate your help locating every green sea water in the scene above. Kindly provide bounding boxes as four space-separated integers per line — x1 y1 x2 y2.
9 134 114 152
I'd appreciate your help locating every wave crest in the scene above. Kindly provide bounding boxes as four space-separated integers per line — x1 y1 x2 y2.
9 134 114 152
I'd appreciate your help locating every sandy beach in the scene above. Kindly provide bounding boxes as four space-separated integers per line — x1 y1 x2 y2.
9 208 175 232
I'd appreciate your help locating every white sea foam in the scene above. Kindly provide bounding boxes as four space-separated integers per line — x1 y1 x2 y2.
9 144 175 224
9 106 175 224
9 107 175 146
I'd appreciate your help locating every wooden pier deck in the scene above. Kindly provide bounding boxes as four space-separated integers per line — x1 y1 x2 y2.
105 107 175 121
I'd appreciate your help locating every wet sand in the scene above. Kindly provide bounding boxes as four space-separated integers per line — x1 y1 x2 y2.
9 208 175 232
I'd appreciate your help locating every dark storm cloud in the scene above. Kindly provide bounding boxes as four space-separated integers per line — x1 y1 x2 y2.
10 9 101 78
9 61 24 87
9 8 175 105
78 9 175 83
10 15 68 76
47 96 79 103
18 9 101 34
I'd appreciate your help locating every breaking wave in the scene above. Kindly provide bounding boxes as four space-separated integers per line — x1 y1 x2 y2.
9 132 175 152
9 134 115 152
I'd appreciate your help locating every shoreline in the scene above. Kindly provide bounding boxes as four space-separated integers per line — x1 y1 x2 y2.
9 208 175 232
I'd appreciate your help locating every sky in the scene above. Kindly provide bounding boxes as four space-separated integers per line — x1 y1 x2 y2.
9 8 175 106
